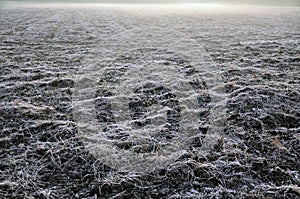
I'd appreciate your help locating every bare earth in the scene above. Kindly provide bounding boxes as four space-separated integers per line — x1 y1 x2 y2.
0 3 299 198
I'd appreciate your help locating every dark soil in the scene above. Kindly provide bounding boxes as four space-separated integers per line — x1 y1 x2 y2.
0 6 299 199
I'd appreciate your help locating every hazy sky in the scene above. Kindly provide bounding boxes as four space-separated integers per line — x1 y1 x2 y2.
4 0 300 6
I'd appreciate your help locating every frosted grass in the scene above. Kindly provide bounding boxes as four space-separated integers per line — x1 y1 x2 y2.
72 6 227 172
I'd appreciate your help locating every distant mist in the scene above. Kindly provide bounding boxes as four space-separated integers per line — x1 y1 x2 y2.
216 0 300 7
1 0 300 6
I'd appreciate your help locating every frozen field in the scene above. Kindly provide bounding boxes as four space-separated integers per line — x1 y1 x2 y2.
0 3 299 198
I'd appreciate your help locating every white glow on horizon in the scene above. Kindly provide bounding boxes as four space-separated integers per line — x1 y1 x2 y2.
1 2 218 8
1 1 299 12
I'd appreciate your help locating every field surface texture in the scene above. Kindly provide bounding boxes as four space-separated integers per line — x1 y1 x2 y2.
0 3 300 198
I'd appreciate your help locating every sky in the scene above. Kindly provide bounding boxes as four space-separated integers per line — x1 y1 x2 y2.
2 0 300 6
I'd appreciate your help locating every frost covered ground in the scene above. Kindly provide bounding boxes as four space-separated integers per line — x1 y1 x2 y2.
0 3 299 198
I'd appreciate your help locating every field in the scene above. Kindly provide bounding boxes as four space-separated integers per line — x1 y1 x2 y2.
0 3 299 198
